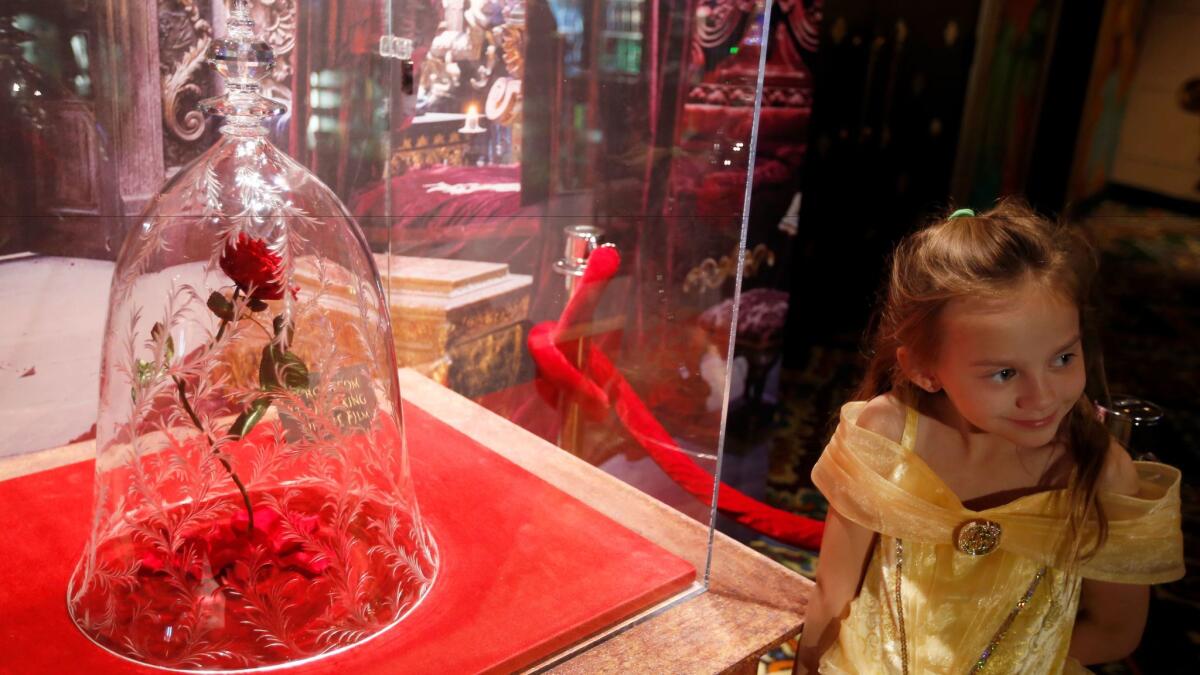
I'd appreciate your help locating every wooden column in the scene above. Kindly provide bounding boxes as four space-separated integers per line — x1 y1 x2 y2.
93 0 165 218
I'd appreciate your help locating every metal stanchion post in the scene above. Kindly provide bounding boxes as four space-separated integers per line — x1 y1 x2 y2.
552 225 603 453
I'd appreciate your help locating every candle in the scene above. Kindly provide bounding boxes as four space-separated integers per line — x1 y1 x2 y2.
460 104 484 133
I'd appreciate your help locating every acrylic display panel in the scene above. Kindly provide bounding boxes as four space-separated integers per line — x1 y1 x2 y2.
374 1 789 660
0 0 785 670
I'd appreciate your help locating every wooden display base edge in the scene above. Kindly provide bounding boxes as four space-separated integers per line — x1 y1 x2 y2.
395 370 812 674
0 368 813 674
522 581 706 673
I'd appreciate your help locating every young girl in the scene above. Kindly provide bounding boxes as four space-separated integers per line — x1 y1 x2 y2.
799 201 1184 673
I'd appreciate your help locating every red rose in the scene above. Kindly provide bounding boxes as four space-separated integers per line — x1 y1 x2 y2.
219 233 286 300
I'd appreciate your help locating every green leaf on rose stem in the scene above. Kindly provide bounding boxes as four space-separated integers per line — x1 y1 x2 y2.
147 323 174 364
280 352 310 389
207 291 235 321
259 345 310 391
271 315 295 344
248 297 269 312
136 359 155 384
259 345 278 389
131 358 156 401
229 397 270 439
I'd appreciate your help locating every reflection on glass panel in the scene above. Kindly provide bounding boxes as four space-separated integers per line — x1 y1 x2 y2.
284 1 390 227
370 0 780 534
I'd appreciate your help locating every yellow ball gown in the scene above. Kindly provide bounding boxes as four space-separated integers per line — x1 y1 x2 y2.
811 402 1184 674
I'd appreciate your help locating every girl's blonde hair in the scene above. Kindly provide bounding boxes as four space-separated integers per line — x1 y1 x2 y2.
856 198 1111 561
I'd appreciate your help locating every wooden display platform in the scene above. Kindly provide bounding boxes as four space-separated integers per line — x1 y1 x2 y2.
0 369 811 673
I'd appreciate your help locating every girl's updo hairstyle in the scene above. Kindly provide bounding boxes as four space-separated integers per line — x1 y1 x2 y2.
856 197 1111 561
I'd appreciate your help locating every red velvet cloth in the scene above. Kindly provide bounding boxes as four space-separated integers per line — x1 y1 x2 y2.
348 164 543 276
528 246 825 549
350 165 524 226
0 402 694 674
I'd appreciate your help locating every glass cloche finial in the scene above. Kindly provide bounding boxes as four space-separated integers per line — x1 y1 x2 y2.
67 3 438 671
201 0 284 130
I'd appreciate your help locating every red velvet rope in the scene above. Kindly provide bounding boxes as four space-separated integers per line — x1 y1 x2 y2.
528 246 825 549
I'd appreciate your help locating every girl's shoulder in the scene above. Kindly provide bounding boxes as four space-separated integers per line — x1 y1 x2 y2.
1098 437 1140 497
853 393 907 444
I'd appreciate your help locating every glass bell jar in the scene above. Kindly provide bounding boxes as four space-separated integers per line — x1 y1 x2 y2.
67 3 438 670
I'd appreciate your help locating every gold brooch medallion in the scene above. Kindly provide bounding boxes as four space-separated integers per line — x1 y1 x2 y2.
955 518 1002 555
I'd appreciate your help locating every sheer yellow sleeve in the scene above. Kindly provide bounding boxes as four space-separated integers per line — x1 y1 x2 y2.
1080 462 1185 583
811 402 1185 583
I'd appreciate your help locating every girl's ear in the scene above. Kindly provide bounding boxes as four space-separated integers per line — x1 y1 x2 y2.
897 346 942 393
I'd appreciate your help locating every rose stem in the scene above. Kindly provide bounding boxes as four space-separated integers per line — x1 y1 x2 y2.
202 285 254 528
173 343 255 532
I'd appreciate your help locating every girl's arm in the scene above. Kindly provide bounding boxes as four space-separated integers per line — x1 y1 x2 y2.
796 507 875 673
797 395 899 672
1068 438 1148 665
1068 579 1149 664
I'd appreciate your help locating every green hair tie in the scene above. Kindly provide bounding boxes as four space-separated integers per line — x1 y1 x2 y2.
948 208 975 219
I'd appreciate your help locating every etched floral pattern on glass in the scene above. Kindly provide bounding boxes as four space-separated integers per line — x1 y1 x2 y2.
66 5 438 670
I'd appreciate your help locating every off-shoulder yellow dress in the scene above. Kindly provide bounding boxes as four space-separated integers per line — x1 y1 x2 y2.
811 402 1184 674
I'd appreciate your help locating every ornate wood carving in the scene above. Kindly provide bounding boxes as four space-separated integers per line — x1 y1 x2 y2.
694 0 755 50
486 3 525 126
410 0 526 121
157 0 295 171
389 129 470 172
683 243 775 293
779 0 822 52
159 0 215 169
693 1 821 65
684 2 819 111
